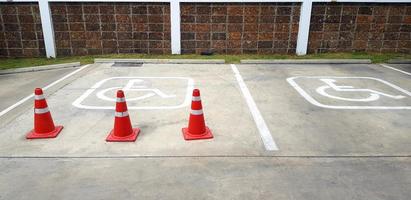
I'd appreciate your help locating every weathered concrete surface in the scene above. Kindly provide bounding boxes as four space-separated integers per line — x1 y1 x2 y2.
1 63 410 200
383 63 411 73
0 157 410 200
0 68 76 112
0 62 80 75
237 63 411 156
240 59 372 64
0 63 264 157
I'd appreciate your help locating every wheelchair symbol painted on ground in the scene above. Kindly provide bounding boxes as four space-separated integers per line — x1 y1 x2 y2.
287 76 411 109
315 78 405 102
73 77 194 110
96 79 176 102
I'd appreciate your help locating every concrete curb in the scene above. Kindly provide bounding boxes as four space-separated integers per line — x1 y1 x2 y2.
387 59 411 64
0 62 81 75
94 58 225 64
240 59 372 64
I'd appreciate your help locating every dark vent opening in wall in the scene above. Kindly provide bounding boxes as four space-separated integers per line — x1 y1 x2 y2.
112 62 144 67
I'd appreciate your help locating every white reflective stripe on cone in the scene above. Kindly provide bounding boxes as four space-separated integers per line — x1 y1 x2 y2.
34 95 45 100
192 96 201 101
34 107 49 114
117 97 126 102
191 109 203 115
115 111 129 117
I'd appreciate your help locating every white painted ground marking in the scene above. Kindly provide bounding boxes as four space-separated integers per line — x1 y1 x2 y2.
287 76 411 110
72 77 194 110
316 78 405 102
0 64 91 117
96 79 176 102
380 64 411 76
230 64 278 151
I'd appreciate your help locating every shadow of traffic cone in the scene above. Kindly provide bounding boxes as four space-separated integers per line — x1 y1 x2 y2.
106 90 140 142
26 88 63 139
182 89 213 140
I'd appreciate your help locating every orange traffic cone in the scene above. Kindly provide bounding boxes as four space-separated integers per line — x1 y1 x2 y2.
106 90 140 142
182 89 213 140
26 88 63 139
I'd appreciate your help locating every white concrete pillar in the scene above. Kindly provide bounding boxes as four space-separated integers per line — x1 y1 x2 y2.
38 0 56 58
170 0 181 54
296 0 312 56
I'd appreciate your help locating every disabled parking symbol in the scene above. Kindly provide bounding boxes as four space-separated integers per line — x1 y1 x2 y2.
287 76 411 109
73 77 194 110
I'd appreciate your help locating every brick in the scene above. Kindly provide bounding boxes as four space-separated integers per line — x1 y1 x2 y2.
70 23 85 31
83 5 98 14
212 6 226 15
149 15 163 23
228 40 241 48
196 41 210 48
277 7 291 16
228 16 243 23
212 16 226 23
181 5 195 15
118 32 133 40
72 41 86 48
149 41 163 48
196 33 210 40
84 15 100 23
358 7 373 15
229 32 242 40
117 24 132 32
86 23 101 31
132 15 148 23
148 24 163 32
148 32 163 40
86 32 101 40
258 41 272 48
227 6 243 16
116 5 130 14
100 15 115 23
181 15 195 23
212 33 226 40
196 6 211 15
181 33 195 40
99 5 115 14
244 24 258 32
148 6 163 15
101 24 116 31
227 24 242 32
259 24 273 32
132 5 148 15
212 40 226 49
195 15 210 23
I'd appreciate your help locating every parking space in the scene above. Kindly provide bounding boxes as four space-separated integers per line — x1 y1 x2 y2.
1 62 410 199
0 63 265 157
0 63 410 157
381 63 411 74
238 63 411 156
0 68 76 112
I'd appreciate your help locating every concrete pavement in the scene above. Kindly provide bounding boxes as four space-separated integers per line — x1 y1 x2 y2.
0 62 410 199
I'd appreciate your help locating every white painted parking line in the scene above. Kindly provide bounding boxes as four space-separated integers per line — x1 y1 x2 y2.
380 64 411 76
0 64 91 117
230 64 279 151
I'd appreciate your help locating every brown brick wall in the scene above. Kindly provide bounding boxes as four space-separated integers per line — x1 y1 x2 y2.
51 2 170 56
0 3 45 58
309 3 411 54
180 3 300 54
